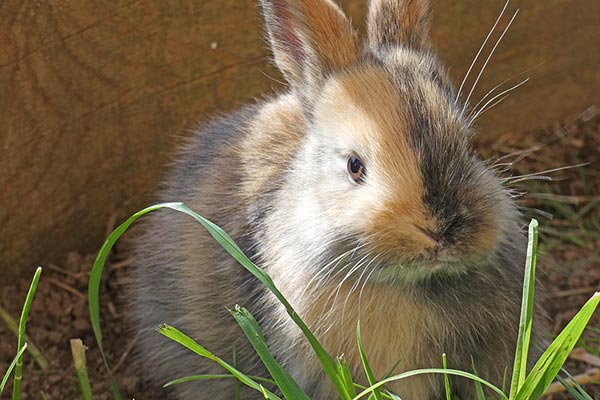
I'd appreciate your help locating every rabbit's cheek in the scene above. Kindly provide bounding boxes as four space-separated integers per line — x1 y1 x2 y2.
463 199 502 256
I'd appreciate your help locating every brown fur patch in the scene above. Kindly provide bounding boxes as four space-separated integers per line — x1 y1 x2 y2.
298 279 444 398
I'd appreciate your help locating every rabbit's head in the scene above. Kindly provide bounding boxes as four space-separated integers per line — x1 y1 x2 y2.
261 0 517 283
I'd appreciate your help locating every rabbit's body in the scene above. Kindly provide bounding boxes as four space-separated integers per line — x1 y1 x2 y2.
130 1 540 399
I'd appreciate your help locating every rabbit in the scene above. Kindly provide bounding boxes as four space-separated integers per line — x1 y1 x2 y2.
129 0 543 399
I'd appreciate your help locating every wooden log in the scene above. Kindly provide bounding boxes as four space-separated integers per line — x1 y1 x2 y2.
1 0 598 281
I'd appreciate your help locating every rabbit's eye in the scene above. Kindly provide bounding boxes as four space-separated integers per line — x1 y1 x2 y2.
347 156 365 183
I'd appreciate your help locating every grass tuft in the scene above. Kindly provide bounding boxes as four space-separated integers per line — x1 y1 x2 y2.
12 266 42 400
356 321 382 400
509 219 539 396
229 305 310 399
156 323 281 399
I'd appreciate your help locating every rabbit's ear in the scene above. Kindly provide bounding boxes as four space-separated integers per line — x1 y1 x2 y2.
367 0 431 50
261 0 358 94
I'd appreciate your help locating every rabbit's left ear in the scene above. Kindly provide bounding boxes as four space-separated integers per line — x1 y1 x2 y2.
261 0 358 97
367 0 431 51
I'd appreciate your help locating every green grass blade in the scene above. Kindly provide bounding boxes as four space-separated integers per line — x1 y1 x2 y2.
557 368 594 400
0 305 48 370
383 360 402 380
442 354 452 400
89 202 350 399
502 367 508 394
337 354 357 398
509 219 538 397
555 374 592 400
260 385 270 399
88 205 174 400
230 305 310 400
516 292 600 399
356 322 382 400
0 344 27 395
13 266 42 400
352 368 508 400
584 327 600 336
71 339 94 400
232 345 241 400
470 357 486 400
578 340 600 359
157 324 281 400
352 384 398 400
164 374 276 387
564 368 594 399
386 392 402 400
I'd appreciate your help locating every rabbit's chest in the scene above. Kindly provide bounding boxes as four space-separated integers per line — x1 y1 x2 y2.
269 280 457 399
312 283 445 370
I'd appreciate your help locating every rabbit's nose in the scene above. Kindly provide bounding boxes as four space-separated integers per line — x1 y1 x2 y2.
415 225 442 246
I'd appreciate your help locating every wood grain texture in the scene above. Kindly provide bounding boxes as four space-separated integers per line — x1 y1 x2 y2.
1 0 598 281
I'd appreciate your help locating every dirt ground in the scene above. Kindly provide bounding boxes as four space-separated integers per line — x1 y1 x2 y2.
1 111 599 399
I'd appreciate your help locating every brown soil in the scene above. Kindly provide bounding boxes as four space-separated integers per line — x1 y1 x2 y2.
1 112 599 399
0 250 161 400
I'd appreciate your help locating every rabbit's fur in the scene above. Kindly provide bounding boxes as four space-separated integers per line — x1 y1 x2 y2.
130 0 541 399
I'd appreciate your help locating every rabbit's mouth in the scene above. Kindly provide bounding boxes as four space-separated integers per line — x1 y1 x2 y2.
408 252 467 271
367 254 476 285
414 255 451 271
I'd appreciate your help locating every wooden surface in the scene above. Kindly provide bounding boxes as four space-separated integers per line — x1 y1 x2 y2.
1 0 598 282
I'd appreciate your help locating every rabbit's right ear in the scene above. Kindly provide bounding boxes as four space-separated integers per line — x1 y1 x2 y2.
260 0 358 98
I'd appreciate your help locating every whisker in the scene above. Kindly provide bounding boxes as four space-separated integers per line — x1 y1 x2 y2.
470 78 529 122
469 81 510 117
493 150 537 170
313 255 367 326
490 163 514 177
331 254 371 310
504 163 589 182
299 242 365 298
357 261 382 319
469 61 545 116
314 238 374 289
497 107 599 168
528 193 600 205
315 256 371 337
257 67 287 86
348 254 381 296
508 175 555 184
493 162 515 168
470 94 510 125
342 253 381 318
517 206 554 220
456 0 510 103
464 9 520 109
